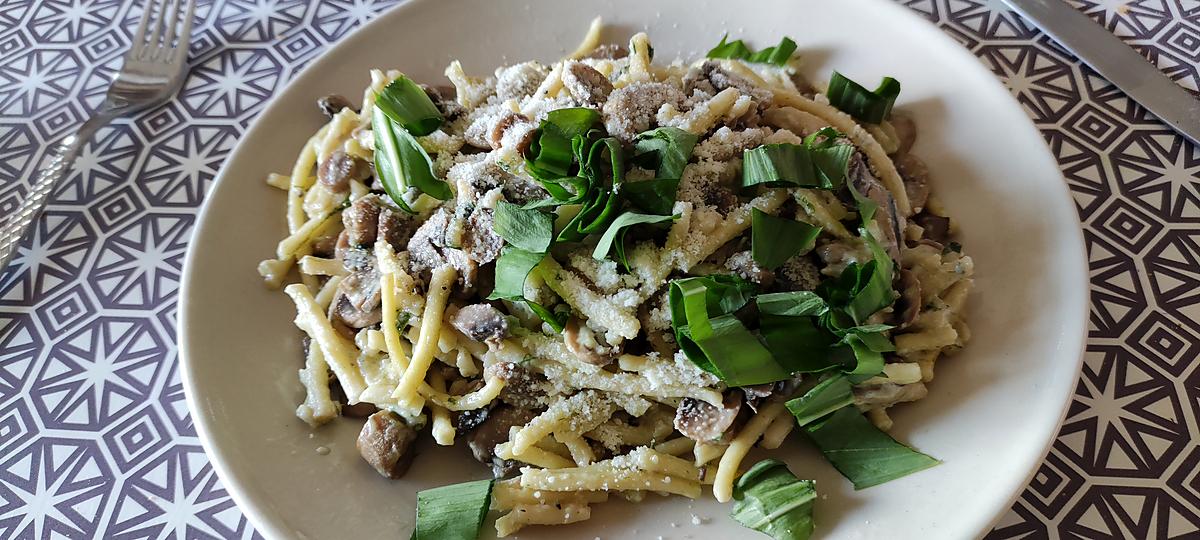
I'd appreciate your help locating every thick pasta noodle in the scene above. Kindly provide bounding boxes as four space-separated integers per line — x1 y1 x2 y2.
259 19 974 538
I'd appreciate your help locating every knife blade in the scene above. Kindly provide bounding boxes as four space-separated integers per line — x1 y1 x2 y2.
1000 0 1200 146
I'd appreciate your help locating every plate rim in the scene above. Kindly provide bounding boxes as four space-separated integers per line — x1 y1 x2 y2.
177 0 1091 537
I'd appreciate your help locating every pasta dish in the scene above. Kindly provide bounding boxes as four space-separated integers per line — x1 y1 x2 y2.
257 18 973 539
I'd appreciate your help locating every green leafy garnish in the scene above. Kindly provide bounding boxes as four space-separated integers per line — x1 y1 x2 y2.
669 275 789 385
374 75 443 136
632 127 699 180
494 201 553 253
756 291 838 373
525 108 602 181
804 406 939 490
372 107 452 211
624 178 681 215
556 135 624 242
706 35 798 66
751 208 821 269
742 140 854 190
786 375 855 428
488 246 564 332
592 212 677 271
730 459 817 540
826 71 901 124
412 479 494 540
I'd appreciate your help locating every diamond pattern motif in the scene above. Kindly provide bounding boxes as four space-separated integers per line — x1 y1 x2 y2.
0 0 1198 537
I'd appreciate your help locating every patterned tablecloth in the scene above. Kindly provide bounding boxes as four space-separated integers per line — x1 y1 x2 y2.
0 0 1197 538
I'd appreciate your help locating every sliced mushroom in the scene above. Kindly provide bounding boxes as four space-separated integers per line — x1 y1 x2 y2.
682 60 772 106
889 112 917 156
331 266 382 329
894 153 930 214
342 401 378 418
894 269 922 329
317 94 354 118
406 208 479 288
451 303 509 343
422 84 465 121
455 405 490 432
774 255 820 291
913 214 950 245
848 154 904 262
602 82 685 142
673 392 742 442
487 361 550 409
563 318 619 366
467 405 538 478
724 251 775 288
488 111 537 154
343 196 383 248
318 150 367 194
562 61 614 105
356 411 418 479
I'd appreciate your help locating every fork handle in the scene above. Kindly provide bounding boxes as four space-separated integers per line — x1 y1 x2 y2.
0 117 108 273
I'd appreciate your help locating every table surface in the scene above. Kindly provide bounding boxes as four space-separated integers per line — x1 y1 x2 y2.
1 0 1198 538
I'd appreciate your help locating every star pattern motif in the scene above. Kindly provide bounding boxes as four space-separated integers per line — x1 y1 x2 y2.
1 0 1199 537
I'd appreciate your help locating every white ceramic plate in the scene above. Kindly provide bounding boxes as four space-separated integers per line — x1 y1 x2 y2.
178 0 1088 538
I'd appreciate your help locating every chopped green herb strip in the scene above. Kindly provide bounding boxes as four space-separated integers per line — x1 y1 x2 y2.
412 479 494 540
699 314 790 385
707 35 798 66
751 208 822 269
742 142 854 190
846 230 895 324
730 459 817 540
592 212 677 270
759 313 838 373
525 108 602 181
786 375 854 427
372 107 452 211
669 275 788 385
624 178 681 215
826 71 901 124
804 406 939 490
487 246 563 332
633 127 699 180
848 184 878 226
494 201 553 253
756 291 829 317
374 75 443 136
554 134 626 242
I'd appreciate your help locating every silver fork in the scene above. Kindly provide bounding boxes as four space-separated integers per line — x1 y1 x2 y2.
0 0 195 273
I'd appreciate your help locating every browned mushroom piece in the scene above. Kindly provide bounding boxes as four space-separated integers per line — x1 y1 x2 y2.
331 268 382 329
455 407 490 431
376 204 418 252
673 392 743 442
317 150 368 194
724 251 775 288
562 61 614 105
894 153 930 214
487 361 550 409
563 318 619 366
894 269 922 329
356 411 418 479
406 208 479 288
343 196 383 247
461 207 504 265
488 111 537 154
451 303 509 343
848 154 904 262
467 405 539 478
682 60 773 106
422 84 465 120
889 112 917 156
913 214 950 245
585 43 627 60
774 255 820 291
602 82 685 142
317 94 354 118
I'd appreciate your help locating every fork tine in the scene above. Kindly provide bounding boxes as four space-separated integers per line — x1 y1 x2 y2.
129 0 154 58
145 0 170 59
161 0 183 52
174 0 196 64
